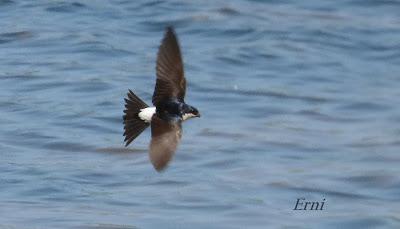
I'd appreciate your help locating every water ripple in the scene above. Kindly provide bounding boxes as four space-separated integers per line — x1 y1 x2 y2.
0 0 399 228
0 31 33 44
45 2 86 13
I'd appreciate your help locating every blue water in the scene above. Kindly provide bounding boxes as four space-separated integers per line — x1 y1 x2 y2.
1 0 400 228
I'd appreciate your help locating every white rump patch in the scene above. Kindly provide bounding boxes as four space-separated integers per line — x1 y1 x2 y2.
138 107 156 123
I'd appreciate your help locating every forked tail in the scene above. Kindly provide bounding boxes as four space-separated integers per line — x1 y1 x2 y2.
123 90 149 146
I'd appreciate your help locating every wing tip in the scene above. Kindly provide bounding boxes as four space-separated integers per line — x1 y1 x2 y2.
166 25 175 34
164 26 178 42
153 163 168 172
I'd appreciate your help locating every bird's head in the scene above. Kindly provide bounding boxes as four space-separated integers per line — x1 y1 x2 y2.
182 105 200 121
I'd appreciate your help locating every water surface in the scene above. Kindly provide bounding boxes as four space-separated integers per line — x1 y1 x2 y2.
0 0 400 228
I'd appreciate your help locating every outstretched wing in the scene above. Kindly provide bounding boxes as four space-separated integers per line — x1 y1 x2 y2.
149 115 182 171
152 26 186 107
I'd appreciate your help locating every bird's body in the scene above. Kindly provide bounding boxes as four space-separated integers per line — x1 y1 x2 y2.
123 26 200 171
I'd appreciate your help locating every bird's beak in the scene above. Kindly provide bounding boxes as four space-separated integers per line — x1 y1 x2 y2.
196 113 201 118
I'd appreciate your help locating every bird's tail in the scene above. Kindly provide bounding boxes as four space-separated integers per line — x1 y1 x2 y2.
123 90 150 146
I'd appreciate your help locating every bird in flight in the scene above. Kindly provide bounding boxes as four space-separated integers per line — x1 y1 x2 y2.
123 26 200 171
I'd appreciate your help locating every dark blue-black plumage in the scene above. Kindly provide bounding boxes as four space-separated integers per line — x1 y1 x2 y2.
123 26 200 171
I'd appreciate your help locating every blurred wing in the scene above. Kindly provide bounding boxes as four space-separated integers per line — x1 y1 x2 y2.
152 26 186 107
149 115 182 171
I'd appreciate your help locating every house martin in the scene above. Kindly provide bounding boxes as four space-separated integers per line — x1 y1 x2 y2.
123 27 200 171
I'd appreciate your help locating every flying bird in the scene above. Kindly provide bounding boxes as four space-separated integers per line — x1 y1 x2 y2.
123 27 200 171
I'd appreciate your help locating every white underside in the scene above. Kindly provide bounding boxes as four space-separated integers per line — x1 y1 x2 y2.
138 106 195 122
